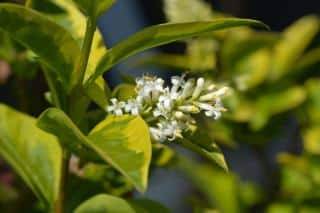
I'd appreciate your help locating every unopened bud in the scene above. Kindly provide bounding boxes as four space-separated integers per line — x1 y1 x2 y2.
191 78 205 100
178 105 200 113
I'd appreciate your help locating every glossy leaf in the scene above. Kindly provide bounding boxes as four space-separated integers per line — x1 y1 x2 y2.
29 0 110 107
0 3 80 91
37 108 99 161
87 18 268 84
88 115 152 192
37 108 152 192
0 104 62 207
72 0 115 20
74 194 135 213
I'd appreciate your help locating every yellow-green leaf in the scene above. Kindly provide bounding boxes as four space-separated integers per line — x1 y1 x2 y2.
0 3 80 91
270 15 319 81
74 194 135 213
72 0 116 20
87 18 268 84
37 108 152 192
0 104 62 207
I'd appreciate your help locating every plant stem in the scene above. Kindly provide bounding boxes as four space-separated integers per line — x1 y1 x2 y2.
74 17 96 86
54 150 69 213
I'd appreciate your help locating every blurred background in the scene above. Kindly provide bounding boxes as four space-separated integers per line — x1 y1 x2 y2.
0 0 320 212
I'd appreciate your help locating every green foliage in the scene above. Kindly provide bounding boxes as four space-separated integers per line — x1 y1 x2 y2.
74 194 135 213
88 18 267 84
37 108 152 192
5 0 314 212
71 0 115 21
0 3 80 92
0 104 62 208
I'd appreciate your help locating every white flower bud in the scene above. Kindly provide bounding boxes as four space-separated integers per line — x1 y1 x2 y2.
199 87 229 102
180 79 195 100
178 105 200 113
191 77 205 100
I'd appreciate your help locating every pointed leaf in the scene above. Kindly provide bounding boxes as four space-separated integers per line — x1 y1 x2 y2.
37 108 152 192
87 18 268 84
0 3 80 91
180 138 228 171
74 194 135 213
72 0 116 20
0 104 62 207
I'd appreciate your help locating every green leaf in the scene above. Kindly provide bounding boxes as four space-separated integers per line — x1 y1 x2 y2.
37 108 152 192
88 115 152 192
270 15 319 81
74 194 135 213
180 138 228 171
129 199 171 213
87 18 268 84
221 29 278 72
112 84 136 101
72 0 116 20
0 104 62 207
233 48 271 90
250 86 306 130
28 0 110 106
177 157 240 213
303 126 320 155
305 79 320 125
0 3 80 91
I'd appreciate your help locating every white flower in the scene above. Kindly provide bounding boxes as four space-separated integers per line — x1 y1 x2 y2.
199 86 229 102
107 98 125 116
150 120 183 142
153 88 175 118
191 77 205 99
136 76 165 103
107 74 230 142
195 99 226 119
124 99 142 116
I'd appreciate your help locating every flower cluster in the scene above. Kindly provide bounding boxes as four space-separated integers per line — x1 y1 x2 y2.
107 75 229 142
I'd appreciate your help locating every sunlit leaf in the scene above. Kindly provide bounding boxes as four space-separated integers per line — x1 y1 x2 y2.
233 48 271 90
303 126 320 155
88 115 152 192
87 18 268 84
28 0 110 108
0 104 62 208
74 194 135 213
270 15 319 81
0 3 80 91
37 108 152 192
